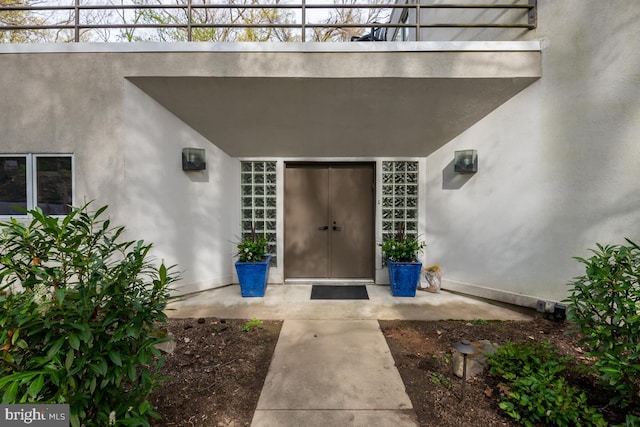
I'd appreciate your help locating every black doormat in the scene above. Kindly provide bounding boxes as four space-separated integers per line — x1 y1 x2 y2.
310 285 369 300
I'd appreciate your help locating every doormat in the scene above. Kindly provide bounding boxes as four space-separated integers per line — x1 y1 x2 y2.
310 285 369 300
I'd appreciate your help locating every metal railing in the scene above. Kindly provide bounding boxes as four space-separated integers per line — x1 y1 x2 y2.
0 1 537 43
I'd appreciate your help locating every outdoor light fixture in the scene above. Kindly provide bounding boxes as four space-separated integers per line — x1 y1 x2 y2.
553 303 567 322
454 150 478 173
182 148 206 171
453 339 478 401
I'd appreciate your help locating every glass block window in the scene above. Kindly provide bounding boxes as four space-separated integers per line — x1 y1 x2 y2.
241 161 277 266
381 161 419 241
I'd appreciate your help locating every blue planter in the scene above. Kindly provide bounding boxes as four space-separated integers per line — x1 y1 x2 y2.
387 259 422 297
235 255 271 297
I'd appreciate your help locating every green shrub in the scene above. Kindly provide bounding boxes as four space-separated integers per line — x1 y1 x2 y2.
0 204 176 426
497 375 606 427
616 414 640 427
236 226 268 262
379 225 426 262
488 340 606 427
489 339 569 381
565 239 640 407
240 317 263 332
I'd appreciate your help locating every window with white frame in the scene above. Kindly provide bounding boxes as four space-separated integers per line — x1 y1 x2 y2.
0 154 73 216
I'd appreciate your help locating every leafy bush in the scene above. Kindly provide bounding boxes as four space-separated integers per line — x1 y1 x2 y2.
0 204 176 426
379 225 426 262
236 226 268 262
489 339 569 381
565 239 640 407
497 375 606 427
488 340 606 427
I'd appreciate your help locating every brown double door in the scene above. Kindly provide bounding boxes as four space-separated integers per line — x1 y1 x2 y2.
284 163 375 280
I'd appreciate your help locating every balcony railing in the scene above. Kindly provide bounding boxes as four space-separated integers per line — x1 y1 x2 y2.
0 1 537 43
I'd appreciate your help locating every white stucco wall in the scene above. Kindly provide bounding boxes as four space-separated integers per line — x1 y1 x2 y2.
0 46 471 297
0 53 125 223
416 0 533 42
123 82 238 294
0 51 245 295
1 0 637 306
425 0 640 305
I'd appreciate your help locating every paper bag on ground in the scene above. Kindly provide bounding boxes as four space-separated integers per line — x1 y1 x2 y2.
419 265 441 293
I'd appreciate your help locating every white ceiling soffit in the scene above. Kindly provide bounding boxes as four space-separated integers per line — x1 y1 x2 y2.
128 47 541 158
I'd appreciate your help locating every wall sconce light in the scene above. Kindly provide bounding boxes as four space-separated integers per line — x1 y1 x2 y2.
454 150 478 174
182 148 206 171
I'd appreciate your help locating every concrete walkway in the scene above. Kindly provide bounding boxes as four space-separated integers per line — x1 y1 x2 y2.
168 284 534 426
251 320 418 427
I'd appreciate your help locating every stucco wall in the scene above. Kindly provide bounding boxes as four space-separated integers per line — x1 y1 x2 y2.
123 82 238 294
1 0 637 305
0 53 125 223
426 0 640 305
0 52 244 295
416 0 533 42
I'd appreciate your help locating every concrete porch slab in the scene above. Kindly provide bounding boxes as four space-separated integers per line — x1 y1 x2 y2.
166 284 534 321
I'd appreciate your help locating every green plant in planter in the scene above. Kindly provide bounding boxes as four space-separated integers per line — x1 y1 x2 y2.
235 226 270 297
236 226 268 262
380 226 427 297
379 225 426 262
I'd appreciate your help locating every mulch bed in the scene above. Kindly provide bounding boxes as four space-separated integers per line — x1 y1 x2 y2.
151 316 637 426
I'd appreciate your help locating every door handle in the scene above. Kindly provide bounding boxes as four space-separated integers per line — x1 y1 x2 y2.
318 226 329 231
332 226 343 231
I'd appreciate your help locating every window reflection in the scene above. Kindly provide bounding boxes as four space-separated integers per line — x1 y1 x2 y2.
0 157 28 215
37 157 72 215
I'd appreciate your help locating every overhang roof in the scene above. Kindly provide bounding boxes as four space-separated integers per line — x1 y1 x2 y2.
126 41 541 157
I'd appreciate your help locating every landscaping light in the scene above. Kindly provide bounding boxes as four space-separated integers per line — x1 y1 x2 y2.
453 339 478 401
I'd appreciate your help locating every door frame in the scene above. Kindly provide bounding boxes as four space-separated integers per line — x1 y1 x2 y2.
283 161 376 282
